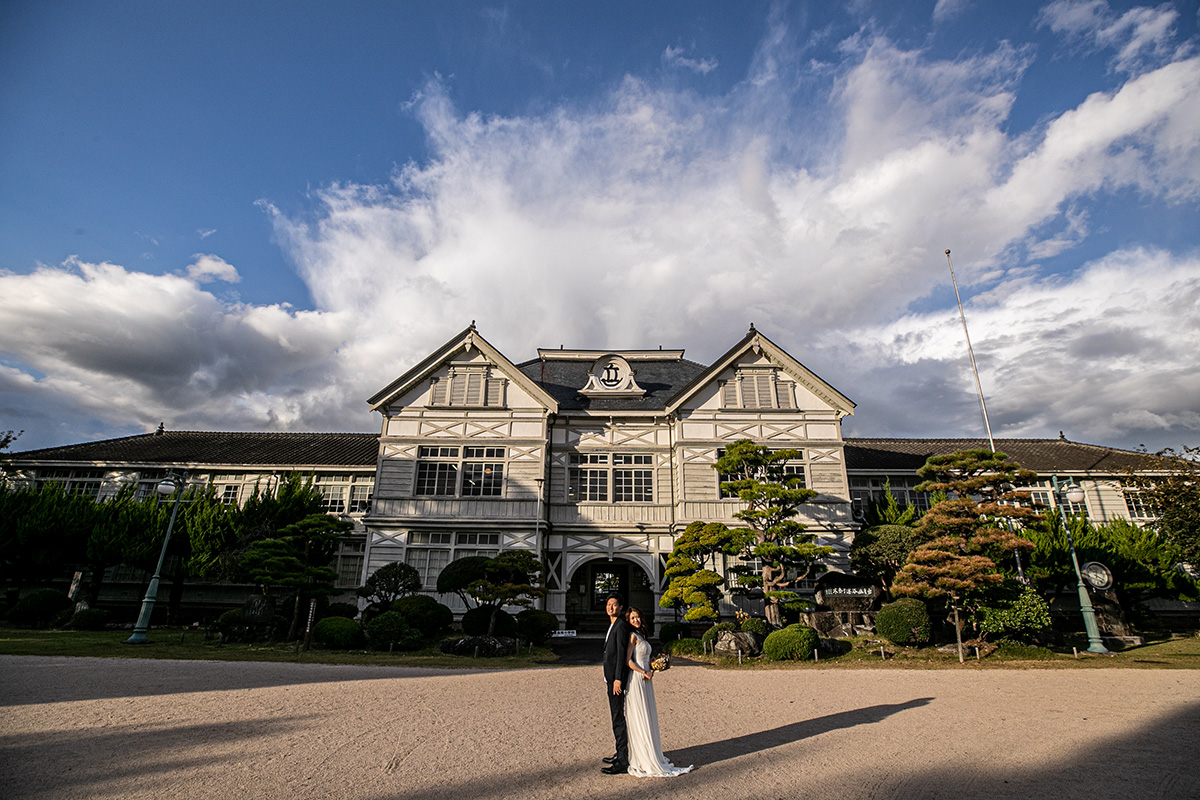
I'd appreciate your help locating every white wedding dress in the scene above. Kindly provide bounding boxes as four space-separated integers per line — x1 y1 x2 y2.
625 633 693 778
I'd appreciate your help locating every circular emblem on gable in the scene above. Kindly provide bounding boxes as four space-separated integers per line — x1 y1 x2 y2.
600 362 623 387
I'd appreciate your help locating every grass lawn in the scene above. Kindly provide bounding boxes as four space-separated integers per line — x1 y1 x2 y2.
681 633 1200 670
0 626 559 669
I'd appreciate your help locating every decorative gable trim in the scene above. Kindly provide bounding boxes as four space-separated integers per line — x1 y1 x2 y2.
666 326 855 416
367 324 559 413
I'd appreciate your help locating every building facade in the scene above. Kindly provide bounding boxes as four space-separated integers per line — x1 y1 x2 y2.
2 325 1169 627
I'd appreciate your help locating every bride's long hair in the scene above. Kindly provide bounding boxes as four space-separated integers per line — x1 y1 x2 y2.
625 606 651 638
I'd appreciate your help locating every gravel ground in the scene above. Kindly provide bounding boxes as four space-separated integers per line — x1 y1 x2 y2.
2 655 1198 800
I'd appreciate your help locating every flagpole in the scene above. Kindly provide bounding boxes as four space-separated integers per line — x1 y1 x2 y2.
945 249 995 453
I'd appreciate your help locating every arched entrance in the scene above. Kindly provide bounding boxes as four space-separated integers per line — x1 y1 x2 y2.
564 557 655 634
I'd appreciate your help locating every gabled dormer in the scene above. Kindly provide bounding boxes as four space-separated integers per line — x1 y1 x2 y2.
368 324 559 416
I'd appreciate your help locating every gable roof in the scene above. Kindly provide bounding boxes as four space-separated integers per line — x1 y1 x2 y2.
517 353 706 412
7 431 379 468
368 324 559 413
665 326 855 416
843 437 1164 473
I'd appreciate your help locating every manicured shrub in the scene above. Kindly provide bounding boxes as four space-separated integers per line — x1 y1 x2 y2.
516 608 559 645
739 617 770 637
763 624 819 661
323 602 360 619
701 621 737 644
216 608 243 635
69 608 111 631
665 637 703 656
976 588 1052 643
876 598 932 646
5 588 73 628
461 605 517 637
366 611 422 650
312 616 365 650
392 595 454 638
657 622 687 642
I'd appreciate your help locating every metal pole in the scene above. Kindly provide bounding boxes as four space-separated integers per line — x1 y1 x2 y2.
1051 475 1108 654
945 250 996 453
126 472 187 644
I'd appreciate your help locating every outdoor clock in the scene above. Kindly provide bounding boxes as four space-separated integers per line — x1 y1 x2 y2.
1080 561 1113 591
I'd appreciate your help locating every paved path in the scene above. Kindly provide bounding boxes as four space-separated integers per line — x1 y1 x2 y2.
2 655 1198 799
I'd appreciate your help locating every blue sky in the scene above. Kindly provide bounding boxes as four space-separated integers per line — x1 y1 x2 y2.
1 0 1198 453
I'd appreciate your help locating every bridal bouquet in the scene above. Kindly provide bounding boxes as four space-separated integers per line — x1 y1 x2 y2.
650 653 671 672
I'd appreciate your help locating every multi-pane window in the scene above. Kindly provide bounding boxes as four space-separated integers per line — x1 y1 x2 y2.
569 453 654 502
348 484 373 513
613 454 653 502
414 446 506 497
313 474 374 514
220 485 240 505
1124 490 1158 520
407 532 453 587
454 532 501 559
36 468 106 498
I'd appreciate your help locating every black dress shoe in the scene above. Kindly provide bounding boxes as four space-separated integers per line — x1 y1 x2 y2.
602 756 617 764
601 764 628 775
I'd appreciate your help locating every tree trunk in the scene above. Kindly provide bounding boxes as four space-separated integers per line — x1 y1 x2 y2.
765 599 782 628
952 599 964 664
287 591 303 641
487 606 498 636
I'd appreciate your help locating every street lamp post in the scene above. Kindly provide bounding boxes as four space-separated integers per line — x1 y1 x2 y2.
126 470 189 644
1051 475 1109 654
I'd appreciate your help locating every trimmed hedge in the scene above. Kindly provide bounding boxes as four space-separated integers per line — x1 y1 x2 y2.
763 624 819 661
701 621 737 644
68 608 111 631
392 595 454 638
739 617 770 637
312 616 365 650
5 589 73 628
461 605 517 637
665 637 703 656
323 602 360 619
876 598 932 646
366 611 422 650
516 608 559 644
657 621 687 643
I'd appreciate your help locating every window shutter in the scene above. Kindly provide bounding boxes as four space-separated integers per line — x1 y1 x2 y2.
721 381 737 408
485 377 505 407
775 380 795 409
463 372 484 405
449 373 467 405
430 378 448 405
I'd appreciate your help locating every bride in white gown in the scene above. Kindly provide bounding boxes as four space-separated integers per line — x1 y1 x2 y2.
623 607 693 778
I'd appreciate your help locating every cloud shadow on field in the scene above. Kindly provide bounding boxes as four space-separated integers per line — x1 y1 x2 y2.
0 715 319 799
0 655 508 705
666 697 935 768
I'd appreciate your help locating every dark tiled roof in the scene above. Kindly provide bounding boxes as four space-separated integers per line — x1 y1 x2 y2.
517 357 707 411
844 438 1163 473
8 431 379 468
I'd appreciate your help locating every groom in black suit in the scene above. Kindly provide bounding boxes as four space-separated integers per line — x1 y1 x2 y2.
601 592 631 775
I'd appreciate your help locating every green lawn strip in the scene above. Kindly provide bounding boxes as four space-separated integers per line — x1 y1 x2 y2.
693 634 1200 670
0 627 559 669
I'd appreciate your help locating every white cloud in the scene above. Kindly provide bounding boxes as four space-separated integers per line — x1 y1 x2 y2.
3 16 1199 452
662 45 719 75
185 254 241 284
1038 0 1187 74
197 228 217 239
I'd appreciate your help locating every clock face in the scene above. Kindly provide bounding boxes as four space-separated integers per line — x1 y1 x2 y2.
1081 561 1113 591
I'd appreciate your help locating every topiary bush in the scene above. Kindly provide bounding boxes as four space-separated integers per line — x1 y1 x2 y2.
665 637 703 656
516 608 559 645
701 621 737 644
461 605 517 637
312 616 366 650
366 611 422 650
392 594 454 639
763 624 819 661
657 621 687 643
876 598 932 646
739 617 770 637
975 587 1052 643
323 602 360 619
5 589 73 628
68 608 111 631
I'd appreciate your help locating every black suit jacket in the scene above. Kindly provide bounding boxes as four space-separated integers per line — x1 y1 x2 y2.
603 618 632 686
